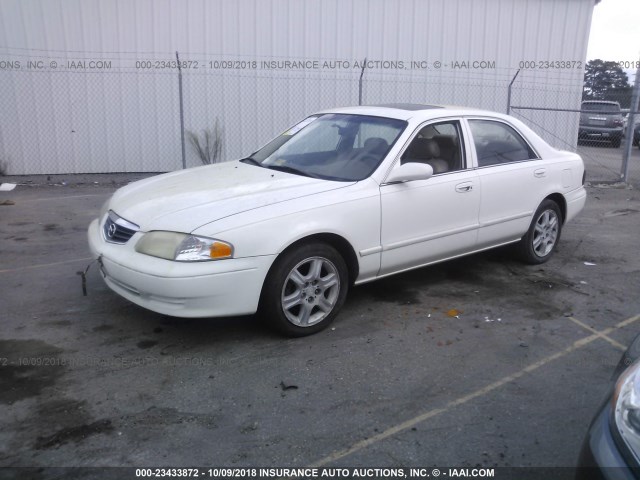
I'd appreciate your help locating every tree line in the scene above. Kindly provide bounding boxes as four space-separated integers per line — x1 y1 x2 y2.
583 59 636 109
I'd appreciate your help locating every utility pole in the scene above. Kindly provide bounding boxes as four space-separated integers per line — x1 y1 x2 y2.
176 51 187 170
621 63 640 183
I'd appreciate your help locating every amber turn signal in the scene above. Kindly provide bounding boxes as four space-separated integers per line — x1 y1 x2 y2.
210 241 233 259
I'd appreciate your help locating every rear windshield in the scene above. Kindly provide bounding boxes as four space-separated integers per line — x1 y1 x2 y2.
582 102 621 112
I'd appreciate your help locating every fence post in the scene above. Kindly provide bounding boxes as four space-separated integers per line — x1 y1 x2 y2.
507 69 520 115
358 57 367 105
176 51 187 170
621 63 640 183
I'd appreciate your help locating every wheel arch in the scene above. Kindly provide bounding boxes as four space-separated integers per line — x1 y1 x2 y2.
544 193 567 224
268 233 360 287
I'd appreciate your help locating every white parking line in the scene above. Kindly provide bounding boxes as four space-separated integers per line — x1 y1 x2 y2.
0 257 93 274
568 316 627 351
307 313 640 468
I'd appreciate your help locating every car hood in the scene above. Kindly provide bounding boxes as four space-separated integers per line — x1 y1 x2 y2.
109 161 353 232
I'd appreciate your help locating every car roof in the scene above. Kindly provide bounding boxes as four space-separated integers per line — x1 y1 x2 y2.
371 103 444 111
316 104 508 121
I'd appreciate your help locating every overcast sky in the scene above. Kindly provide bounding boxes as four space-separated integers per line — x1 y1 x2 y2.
587 0 640 82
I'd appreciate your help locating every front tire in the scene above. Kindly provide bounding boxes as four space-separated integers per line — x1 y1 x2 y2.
517 199 562 265
261 242 349 337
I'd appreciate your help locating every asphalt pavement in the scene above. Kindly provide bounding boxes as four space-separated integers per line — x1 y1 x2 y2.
0 174 639 475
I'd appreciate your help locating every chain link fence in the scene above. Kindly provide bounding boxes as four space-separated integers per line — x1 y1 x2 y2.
0 51 638 184
509 73 640 185
180 68 362 166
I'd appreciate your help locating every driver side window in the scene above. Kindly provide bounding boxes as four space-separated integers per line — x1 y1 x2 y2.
400 120 465 175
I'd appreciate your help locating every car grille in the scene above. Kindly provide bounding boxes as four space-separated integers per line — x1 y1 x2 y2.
103 211 139 244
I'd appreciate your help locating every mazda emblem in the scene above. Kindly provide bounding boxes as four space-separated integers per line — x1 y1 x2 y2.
107 223 117 238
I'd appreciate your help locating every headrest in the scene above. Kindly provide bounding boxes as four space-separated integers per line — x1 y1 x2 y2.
405 138 440 159
363 137 389 154
432 135 457 150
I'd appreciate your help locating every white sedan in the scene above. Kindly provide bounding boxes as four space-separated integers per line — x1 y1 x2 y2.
88 104 587 336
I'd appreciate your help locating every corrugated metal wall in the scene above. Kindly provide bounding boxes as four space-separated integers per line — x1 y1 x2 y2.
0 0 595 174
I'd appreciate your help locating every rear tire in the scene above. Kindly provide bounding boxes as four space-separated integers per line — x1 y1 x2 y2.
516 199 563 265
260 242 349 337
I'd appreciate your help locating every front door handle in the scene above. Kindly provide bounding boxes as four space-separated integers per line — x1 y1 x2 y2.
534 168 547 178
455 182 473 193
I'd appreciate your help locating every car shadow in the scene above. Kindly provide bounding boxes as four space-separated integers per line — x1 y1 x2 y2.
91 245 568 344
351 246 522 302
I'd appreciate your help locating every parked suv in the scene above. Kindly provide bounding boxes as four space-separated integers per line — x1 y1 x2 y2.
578 100 624 148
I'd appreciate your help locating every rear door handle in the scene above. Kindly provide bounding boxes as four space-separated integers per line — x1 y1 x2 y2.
455 182 473 193
534 168 546 178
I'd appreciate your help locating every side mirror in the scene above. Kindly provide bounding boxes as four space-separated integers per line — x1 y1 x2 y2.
385 162 434 184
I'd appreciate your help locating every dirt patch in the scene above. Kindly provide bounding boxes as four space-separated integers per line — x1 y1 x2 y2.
0 340 65 404
40 319 72 327
367 280 422 305
92 324 114 332
361 252 571 321
34 419 113 450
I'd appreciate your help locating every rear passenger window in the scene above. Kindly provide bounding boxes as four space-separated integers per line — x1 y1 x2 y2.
400 121 465 175
468 120 537 167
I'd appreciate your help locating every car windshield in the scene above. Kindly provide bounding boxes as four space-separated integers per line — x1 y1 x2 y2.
244 113 407 181
582 102 620 113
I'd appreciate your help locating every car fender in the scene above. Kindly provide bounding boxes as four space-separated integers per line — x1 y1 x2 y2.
191 178 382 282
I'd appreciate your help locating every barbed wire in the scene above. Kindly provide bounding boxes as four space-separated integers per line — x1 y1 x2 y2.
0 67 585 91
2 45 633 180
0 45 595 77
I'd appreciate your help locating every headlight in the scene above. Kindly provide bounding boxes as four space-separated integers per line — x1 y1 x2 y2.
613 360 640 461
135 231 233 261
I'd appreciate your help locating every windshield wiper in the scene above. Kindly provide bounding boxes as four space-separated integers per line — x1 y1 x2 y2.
266 165 318 178
240 157 263 166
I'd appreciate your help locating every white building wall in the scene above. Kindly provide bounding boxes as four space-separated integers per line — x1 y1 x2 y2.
0 0 595 174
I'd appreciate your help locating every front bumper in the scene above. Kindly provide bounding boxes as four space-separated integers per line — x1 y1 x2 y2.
576 335 640 480
576 405 635 480
88 219 274 318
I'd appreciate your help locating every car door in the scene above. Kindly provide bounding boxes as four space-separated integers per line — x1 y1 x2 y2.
379 119 480 276
466 118 545 249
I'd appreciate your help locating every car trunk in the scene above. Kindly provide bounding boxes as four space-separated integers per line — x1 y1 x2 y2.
580 103 621 127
